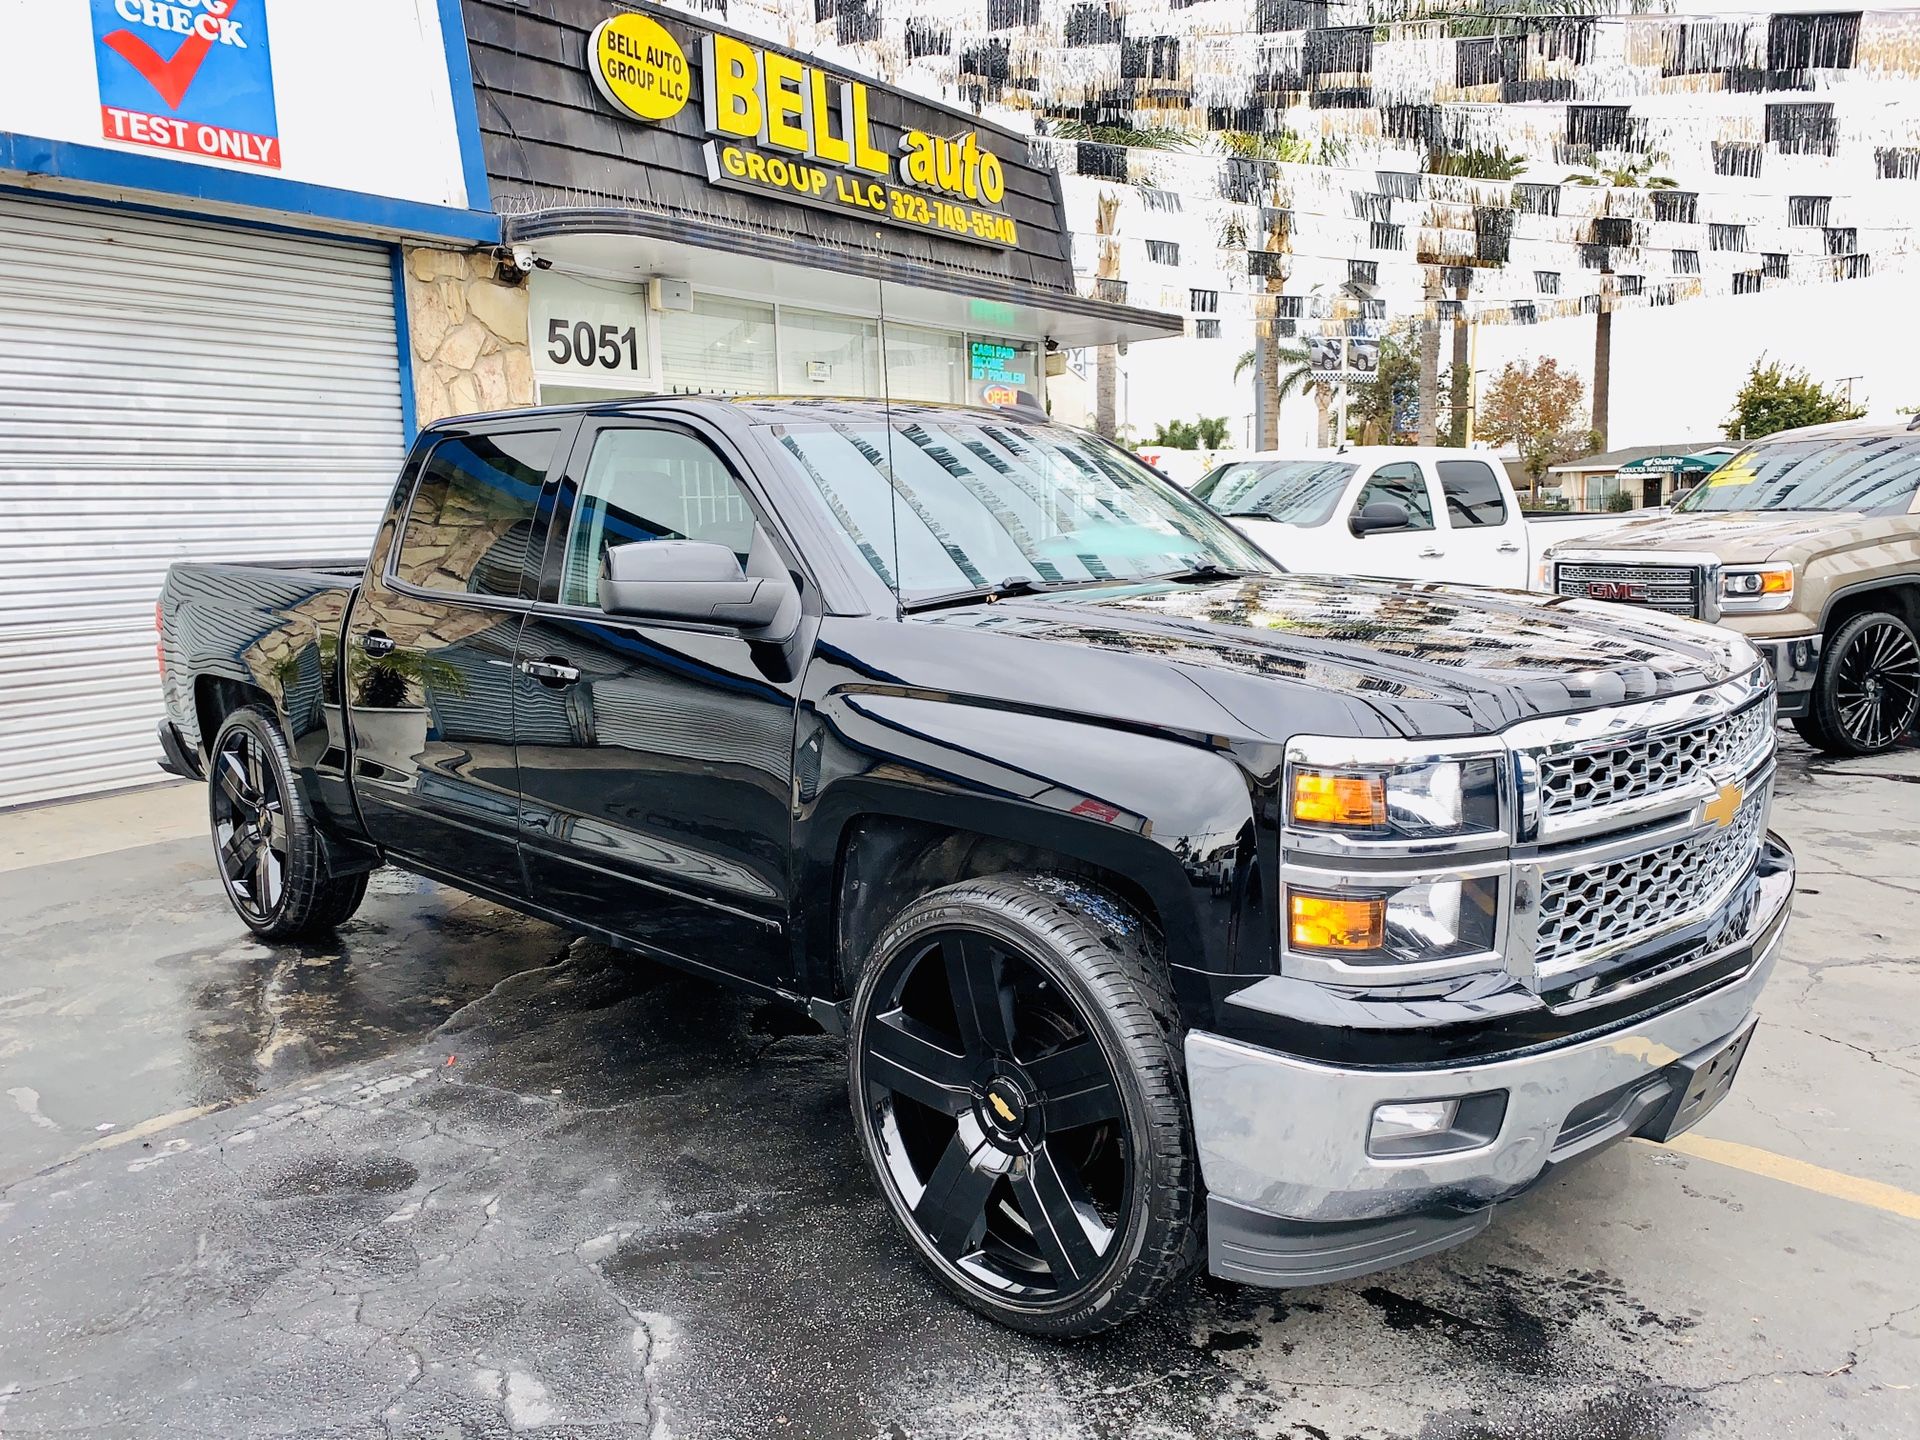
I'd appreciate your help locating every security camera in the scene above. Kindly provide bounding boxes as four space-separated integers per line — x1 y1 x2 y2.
510 245 538 273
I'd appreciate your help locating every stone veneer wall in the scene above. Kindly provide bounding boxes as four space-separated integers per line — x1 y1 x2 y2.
401 248 535 426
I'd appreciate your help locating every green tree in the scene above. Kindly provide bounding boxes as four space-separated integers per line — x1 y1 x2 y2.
1565 153 1678 189
1475 357 1590 490
1148 416 1231 449
1724 358 1868 440
1347 325 1422 444
1235 339 1339 446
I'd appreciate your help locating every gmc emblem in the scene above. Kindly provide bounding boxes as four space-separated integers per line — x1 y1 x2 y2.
1585 581 1646 601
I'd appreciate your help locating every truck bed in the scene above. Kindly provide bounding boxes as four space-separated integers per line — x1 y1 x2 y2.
158 559 362 766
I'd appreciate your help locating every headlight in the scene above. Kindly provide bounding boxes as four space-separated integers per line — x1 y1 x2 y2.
1287 876 1500 966
1719 564 1794 612
1289 758 1500 839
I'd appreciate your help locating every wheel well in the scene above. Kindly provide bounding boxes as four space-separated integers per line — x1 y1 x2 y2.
832 816 1162 997
194 676 274 756
1824 582 1920 638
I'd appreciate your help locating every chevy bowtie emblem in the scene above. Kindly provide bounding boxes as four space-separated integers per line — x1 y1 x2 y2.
988 1090 1018 1124
1702 782 1743 828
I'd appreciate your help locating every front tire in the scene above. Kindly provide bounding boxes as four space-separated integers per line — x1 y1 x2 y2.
207 704 369 940
847 874 1201 1337
1794 610 1920 756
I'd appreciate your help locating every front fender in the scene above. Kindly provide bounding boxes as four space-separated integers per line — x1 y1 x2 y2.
793 687 1280 1004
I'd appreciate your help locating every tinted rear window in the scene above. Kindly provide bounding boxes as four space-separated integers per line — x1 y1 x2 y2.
394 431 559 599
1437 460 1510 527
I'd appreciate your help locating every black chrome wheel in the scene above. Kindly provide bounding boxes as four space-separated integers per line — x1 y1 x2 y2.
1800 610 1920 756
212 721 289 924
849 875 1200 1336
1832 616 1920 751
205 704 370 939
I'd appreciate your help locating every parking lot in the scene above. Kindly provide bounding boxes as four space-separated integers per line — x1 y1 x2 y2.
2 735 1916 1440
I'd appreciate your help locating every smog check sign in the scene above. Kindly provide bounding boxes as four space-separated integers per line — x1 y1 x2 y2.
90 0 280 169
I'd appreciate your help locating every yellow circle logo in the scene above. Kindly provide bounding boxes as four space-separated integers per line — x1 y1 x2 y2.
589 13 690 123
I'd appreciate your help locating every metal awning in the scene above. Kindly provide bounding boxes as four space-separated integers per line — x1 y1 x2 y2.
504 208 1183 349
1616 452 1730 478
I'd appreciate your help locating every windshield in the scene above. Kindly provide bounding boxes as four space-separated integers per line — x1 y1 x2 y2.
771 416 1276 602
1191 460 1356 525
1674 437 1920 515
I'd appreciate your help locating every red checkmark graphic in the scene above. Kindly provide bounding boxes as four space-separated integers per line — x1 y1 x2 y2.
103 2 231 111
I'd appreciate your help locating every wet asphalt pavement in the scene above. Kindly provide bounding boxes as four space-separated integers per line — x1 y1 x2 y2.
2 738 1917 1439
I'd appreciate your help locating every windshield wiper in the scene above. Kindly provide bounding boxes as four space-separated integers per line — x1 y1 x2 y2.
1220 510 1278 520
901 575 1118 613
1143 561 1253 584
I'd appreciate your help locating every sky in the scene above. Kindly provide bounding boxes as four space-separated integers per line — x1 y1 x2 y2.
1105 266 1918 452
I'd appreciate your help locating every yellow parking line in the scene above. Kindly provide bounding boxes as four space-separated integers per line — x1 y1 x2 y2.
1655 1134 1920 1222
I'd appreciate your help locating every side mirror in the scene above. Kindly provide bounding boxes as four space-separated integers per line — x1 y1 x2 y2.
600 534 800 639
1350 500 1412 536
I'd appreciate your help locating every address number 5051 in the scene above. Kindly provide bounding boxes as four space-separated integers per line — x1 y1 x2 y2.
547 319 641 371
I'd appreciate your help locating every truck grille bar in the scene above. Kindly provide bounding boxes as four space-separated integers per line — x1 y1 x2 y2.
1537 697 1773 822
1555 561 1705 617
1532 787 1769 973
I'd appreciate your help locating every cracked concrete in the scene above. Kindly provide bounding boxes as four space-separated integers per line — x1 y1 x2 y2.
0 735 1916 1439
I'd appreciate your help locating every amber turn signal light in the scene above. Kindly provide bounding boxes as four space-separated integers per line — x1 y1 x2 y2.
1290 770 1386 828
1288 889 1387 951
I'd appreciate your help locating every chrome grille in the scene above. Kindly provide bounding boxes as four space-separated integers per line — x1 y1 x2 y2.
1539 698 1774 819
1556 561 1703 617
1534 790 1768 970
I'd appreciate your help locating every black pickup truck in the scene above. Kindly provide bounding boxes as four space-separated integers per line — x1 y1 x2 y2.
158 397 1793 1336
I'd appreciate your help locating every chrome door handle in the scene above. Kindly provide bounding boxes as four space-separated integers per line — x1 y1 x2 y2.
1417 548 1445 559
1496 542 1521 554
360 631 395 657
518 658 581 686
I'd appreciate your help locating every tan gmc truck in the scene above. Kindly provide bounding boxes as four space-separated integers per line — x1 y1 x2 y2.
1545 418 1920 755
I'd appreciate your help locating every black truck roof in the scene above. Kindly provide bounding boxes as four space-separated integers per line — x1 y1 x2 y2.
419 395 1054 432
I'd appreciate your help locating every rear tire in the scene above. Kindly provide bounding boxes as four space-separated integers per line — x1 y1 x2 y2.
1796 610 1920 756
207 704 370 940
847 873 1201 1338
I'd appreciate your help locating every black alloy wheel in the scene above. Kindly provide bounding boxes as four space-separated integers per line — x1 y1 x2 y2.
212 720 288 925
207 704 370 939
849 875 1200 1337
1797 610 1920 756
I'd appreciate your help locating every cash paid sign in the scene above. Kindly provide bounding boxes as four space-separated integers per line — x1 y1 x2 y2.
587 13 1019 249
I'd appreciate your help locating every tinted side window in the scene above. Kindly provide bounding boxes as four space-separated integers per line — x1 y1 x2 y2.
1352 462 1434 531
1437 460 1510 527
562 428 759 608
395 431 558 598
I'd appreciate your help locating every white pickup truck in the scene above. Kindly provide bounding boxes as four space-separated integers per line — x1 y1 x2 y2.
1191 447 1633 591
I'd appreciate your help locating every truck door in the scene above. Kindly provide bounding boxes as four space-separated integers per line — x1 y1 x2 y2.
511 418 803 987
344 423 568 897
1342 461 1449 580
1435 457 1526 589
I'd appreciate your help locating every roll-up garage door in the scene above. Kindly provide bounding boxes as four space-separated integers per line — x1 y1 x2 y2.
0 195 408 808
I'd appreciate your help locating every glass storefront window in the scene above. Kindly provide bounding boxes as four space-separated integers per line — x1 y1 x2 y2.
650 290 1042 407
660 294 776 395
884 324 966 403
778 307 880 397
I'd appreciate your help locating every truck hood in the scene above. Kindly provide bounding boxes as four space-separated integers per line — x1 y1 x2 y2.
1549 509 1867 562
917 575 1755 738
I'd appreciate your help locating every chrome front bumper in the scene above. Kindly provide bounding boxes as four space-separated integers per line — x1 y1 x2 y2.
1751 634 1821 717
1186 837 1793 1248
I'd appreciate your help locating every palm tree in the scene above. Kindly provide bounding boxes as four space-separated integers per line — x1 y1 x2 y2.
1234 341 1336 446
1057 123 1191 440
1568 154 1678 447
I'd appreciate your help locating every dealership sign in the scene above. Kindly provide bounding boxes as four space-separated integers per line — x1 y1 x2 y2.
91 0 280 169
587 10 1019 249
